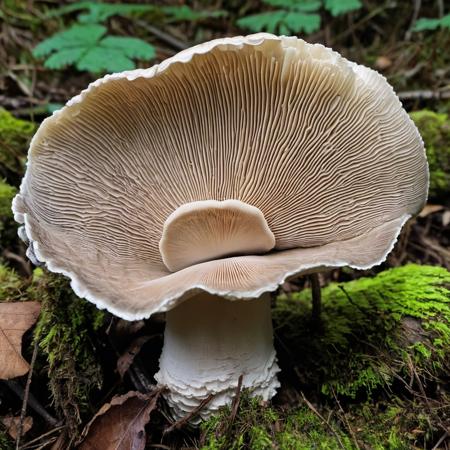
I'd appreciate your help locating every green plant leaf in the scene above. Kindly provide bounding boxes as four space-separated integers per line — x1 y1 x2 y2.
324 0 362 16
33 24 106 57
43 48 87 69
237 10 287 33
284 11 321 33
99 36 155 60
33 24 156 73
413 13 450 31
237 8 320 34
76 46 135 73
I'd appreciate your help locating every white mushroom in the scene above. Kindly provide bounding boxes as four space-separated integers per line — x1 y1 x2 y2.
13 33 428 420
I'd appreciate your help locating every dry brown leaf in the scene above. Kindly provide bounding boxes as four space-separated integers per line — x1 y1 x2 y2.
79 389 163 450
1 415 33 439
117 335 153 378
0 302 41 380
442 210 450 227
375 56 392 70
418 204 445 217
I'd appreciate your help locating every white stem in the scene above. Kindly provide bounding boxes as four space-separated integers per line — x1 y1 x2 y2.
154 292 280 422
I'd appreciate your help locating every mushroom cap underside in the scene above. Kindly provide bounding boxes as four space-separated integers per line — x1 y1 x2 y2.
13 34 428 320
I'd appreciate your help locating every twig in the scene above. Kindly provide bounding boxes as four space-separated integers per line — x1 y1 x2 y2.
331 387 360 450
136 21 188 51
229 375 243 426
164 394 215 433
398 90 450 100
300 392 346 450
432 431 449 450
437 0 444 18
405 0 421 40
16 339 38 450
20 426 65 450
4 381 58 427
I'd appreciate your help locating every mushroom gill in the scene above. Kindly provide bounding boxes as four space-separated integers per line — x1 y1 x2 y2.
159 200 275 272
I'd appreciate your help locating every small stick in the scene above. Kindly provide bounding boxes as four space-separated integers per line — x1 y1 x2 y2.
3 381 58 426
300 392 346 450
136 21 188 51
432 431 448 450
164 394 215 433
310 273 322 324
16 339 38 450
331 386 360 450
229 375 243 425
398 90 450 100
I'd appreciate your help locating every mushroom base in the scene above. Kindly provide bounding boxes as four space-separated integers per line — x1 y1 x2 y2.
154 292 280 422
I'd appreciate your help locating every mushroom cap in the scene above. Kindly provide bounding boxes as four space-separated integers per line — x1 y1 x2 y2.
13 34 428 320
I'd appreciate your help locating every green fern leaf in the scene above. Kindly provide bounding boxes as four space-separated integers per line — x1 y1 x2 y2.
414 13 450 31
43 48 87 69
237 11 287 33
33 24 106 57
99 36 155 60
324 0 362 16
76 46 135 73
34 24 156 73
284 11 321 33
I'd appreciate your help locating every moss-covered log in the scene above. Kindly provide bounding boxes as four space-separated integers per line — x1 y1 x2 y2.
202 264 450 449
410 110 450 202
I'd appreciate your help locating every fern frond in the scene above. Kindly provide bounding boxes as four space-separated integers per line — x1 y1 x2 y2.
414 13 450 31
236 11 287 34
44 48 87 69
33 24 106 57
324 0 362 17
99 36 155 60
284 11 321 33
77 47 135 73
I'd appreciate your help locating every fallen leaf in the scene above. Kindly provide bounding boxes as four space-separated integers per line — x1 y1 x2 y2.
442 210 450 227
1 415 33 439
79 389 163 450
375 56 392 70
0 302 41 380
117 335 153 378
419 204 444 217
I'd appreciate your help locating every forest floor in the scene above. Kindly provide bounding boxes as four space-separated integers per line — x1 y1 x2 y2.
0 1 449 449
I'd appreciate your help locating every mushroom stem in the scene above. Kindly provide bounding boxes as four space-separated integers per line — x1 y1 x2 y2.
155 292 280 422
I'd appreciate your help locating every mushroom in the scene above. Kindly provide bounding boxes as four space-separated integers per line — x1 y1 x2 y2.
13 34 428 420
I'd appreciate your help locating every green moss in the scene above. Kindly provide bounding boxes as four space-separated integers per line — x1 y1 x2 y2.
0 264 26 301
0 430 14 450
0 108 36 183
273 264 450 400
0 180 16 218
410 110 450 200
31 271 105 435
0 180 17 245
200 395 414 449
